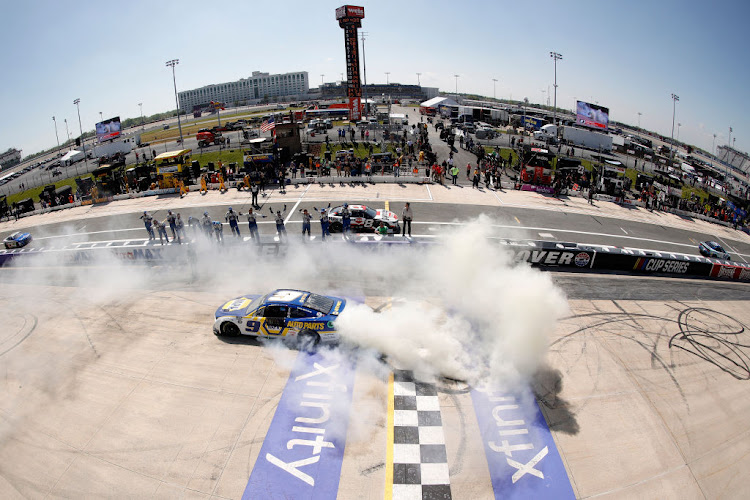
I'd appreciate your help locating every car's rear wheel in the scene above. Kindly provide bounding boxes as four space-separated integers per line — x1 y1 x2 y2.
218 321 240 337
298 330 321 353
330 222 343 233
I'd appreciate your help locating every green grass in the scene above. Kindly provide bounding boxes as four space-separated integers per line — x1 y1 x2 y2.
681 185 710 202
4 175 93 206
192 149 244 167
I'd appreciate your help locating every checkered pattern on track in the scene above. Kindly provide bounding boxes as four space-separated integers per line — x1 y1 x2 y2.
391 369 452 500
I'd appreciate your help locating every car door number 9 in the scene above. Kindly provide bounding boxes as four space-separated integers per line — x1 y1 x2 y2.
245 320 261 333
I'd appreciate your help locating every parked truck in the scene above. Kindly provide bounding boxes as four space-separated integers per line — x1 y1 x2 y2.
196 129 227 148
533 124 558 143
92 140 132 158
562 126 613 152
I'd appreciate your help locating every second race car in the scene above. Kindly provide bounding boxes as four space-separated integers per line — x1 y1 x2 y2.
213 289 346 348
328 204 399 233
699 240 731 260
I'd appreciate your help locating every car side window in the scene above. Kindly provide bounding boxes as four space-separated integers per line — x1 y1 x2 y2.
289 307 313 319
352 210 364 218
264 305 288 318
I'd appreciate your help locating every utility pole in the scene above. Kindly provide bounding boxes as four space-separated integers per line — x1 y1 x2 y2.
385 72 390 85
138 102 144 128
416 72 421 86
549 51 562 126
492 78 498 100
637 112 642 129
454 74 459 100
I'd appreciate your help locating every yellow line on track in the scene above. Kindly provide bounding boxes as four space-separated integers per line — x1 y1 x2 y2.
384 372 394 500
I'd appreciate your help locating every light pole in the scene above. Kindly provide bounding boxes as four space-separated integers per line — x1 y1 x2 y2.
454 74 459 100
52 116 60 148
492 78 498 100
669 93 679 165
541 89 546 106
728 126 732 147
385 72 390 85
416 72 421 86
73 98 88 172
637 112 642 129
320 74 324 86
99 111 103 122
712 133 717 155
677 122 681 142
550 51 562 126
138 102 144 128
165 59 184 146
64 119 71 150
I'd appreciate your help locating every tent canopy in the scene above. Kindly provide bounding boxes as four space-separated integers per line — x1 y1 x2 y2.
420 96 458 108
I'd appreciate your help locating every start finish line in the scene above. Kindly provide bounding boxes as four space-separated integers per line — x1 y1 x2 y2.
470 387 575 499
243 350 356 500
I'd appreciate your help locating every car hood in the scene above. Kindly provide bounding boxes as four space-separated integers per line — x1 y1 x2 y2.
215 294 261 318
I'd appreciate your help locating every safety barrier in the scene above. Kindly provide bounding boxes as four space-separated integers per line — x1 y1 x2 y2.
0 235 748 283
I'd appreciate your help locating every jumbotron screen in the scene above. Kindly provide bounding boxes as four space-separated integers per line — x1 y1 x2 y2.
95 116 122 142
576 101 609 131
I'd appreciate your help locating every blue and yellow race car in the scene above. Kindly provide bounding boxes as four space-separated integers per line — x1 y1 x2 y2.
213 289 346 347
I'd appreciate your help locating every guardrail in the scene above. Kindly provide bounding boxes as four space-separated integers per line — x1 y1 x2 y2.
1 236 747 283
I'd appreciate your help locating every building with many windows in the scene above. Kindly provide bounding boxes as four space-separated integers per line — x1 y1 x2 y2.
178 71 309 111
0 148 21 170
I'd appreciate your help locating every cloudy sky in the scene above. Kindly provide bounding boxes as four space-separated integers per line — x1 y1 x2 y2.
1 0 747 157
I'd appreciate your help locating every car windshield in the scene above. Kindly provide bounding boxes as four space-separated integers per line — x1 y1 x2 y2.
248 294 267 313
365 207 377 218
304 293 334 314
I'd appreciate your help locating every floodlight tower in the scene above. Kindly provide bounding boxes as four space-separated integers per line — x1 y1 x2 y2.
550 51 562 126
336 5 365 121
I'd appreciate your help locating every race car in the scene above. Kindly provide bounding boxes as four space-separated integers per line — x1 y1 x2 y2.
699 240 731 260
213 289 346 348
3 231 32 249
328 204 399 233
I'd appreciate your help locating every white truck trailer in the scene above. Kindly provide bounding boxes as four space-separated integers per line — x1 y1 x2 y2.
562 126 613 152
92 140 133 158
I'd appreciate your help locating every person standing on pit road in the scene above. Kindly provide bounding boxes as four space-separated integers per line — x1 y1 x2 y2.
341 203 352 235
402 202 413 237
300 208 312 239
201 211 213 237
245 208 265 242
250 181 260 208
213 221 224 243
270 204 288 241
154 218 169 245
314 203 331 240
140 211 155 240
166 210 177 239
225 207 241 237
175 213 185 243
450 164 459 185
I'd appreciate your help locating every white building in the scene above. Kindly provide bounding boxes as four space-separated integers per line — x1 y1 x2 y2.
178 71 309 111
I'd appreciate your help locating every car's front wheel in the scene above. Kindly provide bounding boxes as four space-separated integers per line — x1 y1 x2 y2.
217 321 240 337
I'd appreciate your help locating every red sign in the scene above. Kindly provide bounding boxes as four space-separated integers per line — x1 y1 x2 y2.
348 97 361 121
336 5 364 19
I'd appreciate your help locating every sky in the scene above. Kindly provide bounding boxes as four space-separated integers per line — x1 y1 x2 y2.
1 0 748 158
